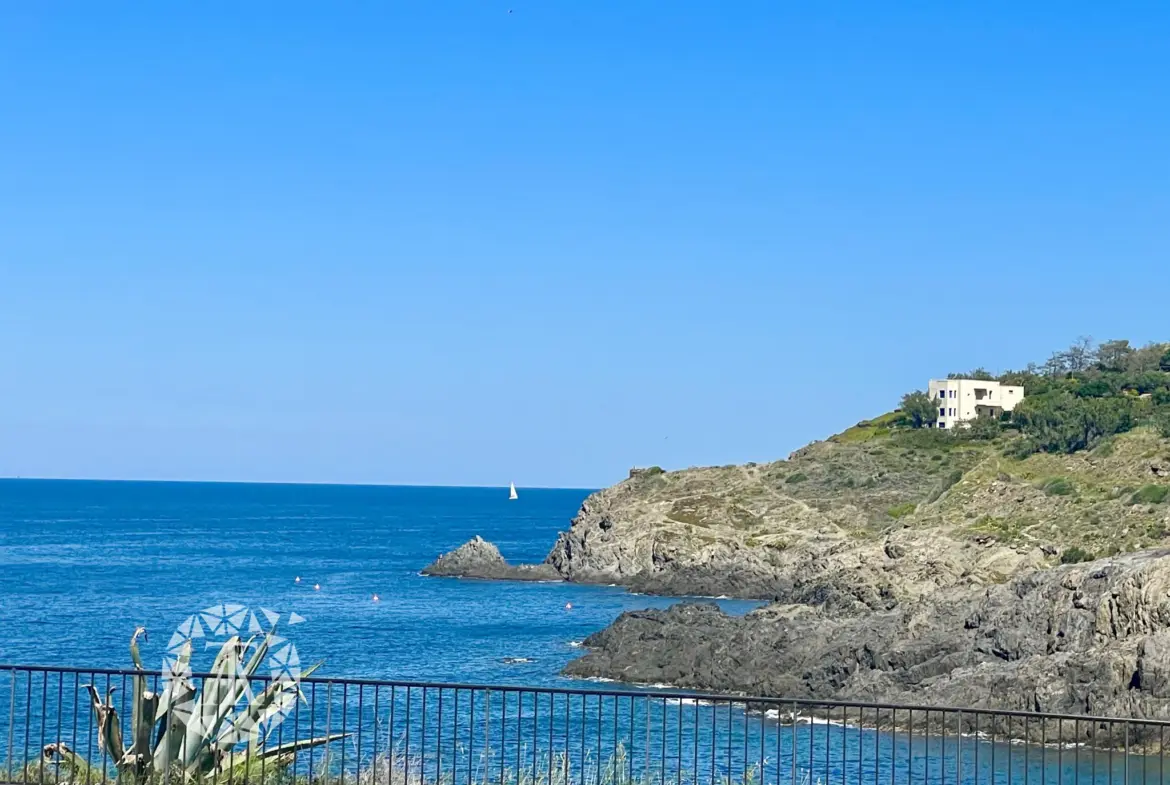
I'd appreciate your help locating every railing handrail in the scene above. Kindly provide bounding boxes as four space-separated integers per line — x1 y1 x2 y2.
2 661 1164 728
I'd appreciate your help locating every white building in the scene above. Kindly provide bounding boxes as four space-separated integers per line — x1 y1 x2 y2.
927 378 1025 429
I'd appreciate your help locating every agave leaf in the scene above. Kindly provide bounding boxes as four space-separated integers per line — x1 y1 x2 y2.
216 678 298 751
153 643 197 775
154 640 194 719
201 636 245 711
85 684 125 764
217 659 322 751
181 638 253 770
129 625 148 670
152 678 195 774
242 630 271 679
126 626 160 771
127 691 159 770
256 732 349 759
42 742 103 782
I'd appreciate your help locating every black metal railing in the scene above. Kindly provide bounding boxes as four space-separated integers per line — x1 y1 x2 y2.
2 664 1168 785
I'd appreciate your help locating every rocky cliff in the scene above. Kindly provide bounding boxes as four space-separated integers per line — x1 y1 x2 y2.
420 417 1170 726
563 548 1170 742
427 426 1170 608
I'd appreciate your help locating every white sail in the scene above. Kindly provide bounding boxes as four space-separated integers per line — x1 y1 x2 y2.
509 482 518 500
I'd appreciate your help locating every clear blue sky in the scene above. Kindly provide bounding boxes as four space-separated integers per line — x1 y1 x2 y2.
1 3 1167 488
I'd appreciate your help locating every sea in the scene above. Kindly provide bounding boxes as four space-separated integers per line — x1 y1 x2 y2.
0 479 758 682
0 479 1156 785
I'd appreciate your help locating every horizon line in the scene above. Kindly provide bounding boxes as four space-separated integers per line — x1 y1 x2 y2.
0 475 599 492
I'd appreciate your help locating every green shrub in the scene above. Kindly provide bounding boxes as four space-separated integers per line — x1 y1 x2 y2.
1092 438 1117 458
1010 392 1143 456
785 472 808 484
1074 378 1116 398
1060 546 1095 564
887 502 917 519
897 390 938 429
1130 485 1170 505
1157 411 1170 438
927 338 1170 458
1039 477 1076 497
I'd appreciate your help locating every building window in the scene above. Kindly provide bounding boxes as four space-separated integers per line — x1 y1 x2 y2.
939 391 946 399
939 408 946 418
950 390 956 398
939 422 946 429
949 408 955 416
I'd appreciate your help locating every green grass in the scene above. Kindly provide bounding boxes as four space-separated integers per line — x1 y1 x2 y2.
887 502 917 519
1130 485 1170 505
1092 439 1117 458
969 515 1033 543
1039 477 1076 497
832 411 900 444
1060 546 1095 564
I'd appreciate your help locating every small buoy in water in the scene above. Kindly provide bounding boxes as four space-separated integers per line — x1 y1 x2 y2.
313 583 321 591
295 576 301 584
565 602 572 611
372 593 380 602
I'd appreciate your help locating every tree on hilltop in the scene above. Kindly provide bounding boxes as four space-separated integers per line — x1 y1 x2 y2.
898 390 939 429
1096 339 1133 372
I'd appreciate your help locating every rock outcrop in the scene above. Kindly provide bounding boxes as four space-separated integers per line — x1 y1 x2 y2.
562 548 1170 741
426 430 1170 606
421 535 559 582
419 424 1170 740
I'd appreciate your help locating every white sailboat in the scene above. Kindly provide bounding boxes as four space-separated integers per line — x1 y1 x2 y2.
509 482 518 500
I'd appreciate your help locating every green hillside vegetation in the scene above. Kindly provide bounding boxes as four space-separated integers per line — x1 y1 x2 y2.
521 338 1170 611
813 337 1170 558
582 336 1170 603
645 337 1170 569
893 337 1170 455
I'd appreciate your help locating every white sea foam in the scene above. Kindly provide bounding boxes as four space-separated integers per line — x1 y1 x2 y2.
666 697 715 707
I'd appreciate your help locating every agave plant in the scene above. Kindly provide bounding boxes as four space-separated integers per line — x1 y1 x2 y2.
44 625 344 783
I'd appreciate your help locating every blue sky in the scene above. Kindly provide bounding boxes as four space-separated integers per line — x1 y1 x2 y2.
1 2 1167 488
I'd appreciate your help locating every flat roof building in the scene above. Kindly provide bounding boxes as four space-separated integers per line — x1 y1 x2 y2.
927 379 1025 429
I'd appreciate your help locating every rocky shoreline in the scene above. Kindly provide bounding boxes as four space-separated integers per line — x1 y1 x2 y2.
422 429 1170 724
561 549 1170 718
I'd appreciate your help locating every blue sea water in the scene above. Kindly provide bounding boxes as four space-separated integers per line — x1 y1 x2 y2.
0 479 758 682
1 480 1163 785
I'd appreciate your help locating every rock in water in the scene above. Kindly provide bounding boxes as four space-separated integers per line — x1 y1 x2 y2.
422 536 560 582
